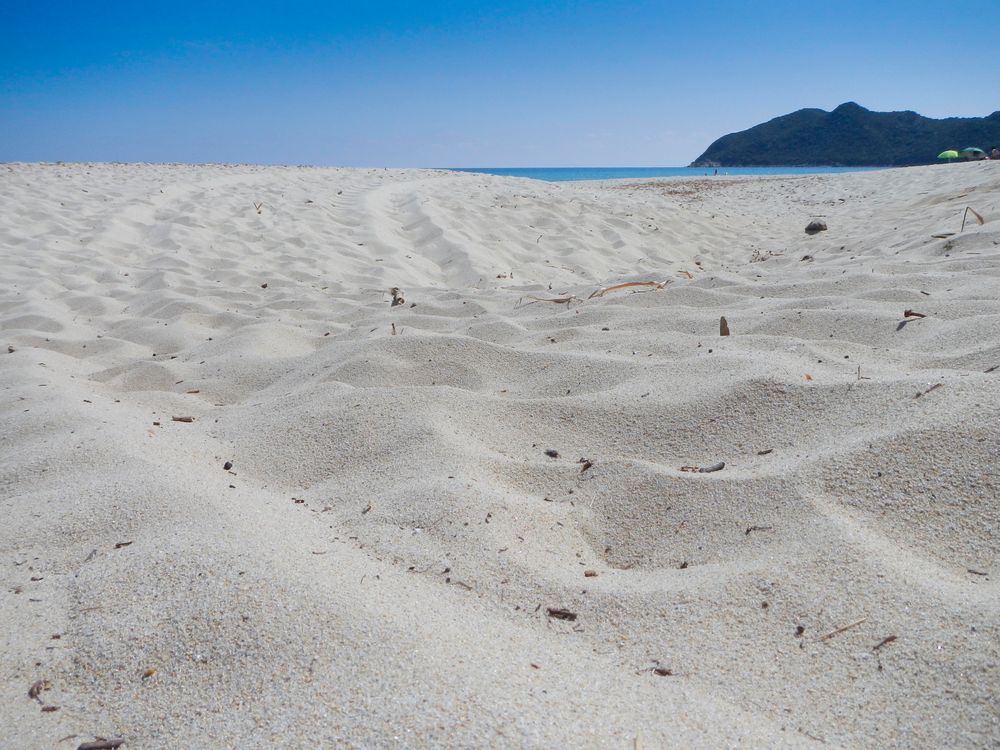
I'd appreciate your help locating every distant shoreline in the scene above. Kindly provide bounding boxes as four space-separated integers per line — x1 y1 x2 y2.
447 165 884 182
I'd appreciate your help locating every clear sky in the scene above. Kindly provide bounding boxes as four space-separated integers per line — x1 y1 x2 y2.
2 1 998 166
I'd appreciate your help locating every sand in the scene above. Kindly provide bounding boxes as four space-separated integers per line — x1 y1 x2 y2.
2 160 998 748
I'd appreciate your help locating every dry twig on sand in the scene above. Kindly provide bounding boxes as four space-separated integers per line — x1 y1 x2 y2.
588 280 669 299
960 206 984 233
517 294 579 308
819 617 867 641
872 635 898 651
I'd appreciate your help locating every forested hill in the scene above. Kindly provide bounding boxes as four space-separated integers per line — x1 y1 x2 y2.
690 102 1000 167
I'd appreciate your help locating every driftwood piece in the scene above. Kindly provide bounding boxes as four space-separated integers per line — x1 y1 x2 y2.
720 316 730 336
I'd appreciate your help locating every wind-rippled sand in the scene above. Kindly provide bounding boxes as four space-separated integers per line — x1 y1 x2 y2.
2 161 998 748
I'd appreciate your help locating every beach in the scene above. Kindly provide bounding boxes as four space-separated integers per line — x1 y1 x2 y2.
2 160 998 748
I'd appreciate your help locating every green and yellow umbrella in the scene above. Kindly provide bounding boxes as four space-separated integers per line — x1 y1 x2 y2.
938 150 960 161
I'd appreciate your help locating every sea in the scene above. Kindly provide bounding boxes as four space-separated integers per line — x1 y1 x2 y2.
448 166 880 182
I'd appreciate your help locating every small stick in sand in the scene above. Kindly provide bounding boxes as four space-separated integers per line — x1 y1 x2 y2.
253 201 263 215
903 309 927 318
915 383 943 398
171 416 195 422
819 617 866 641
872 635 898 651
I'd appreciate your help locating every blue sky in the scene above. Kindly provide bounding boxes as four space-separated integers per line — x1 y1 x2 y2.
2 1 997 166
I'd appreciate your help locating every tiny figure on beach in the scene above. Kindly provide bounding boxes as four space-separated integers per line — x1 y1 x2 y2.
991 146 999 160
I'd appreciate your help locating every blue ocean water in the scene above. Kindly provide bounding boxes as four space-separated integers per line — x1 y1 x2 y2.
448 166 880 182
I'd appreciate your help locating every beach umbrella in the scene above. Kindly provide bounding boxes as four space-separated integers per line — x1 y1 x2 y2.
938 150 959 161
959 147 985 159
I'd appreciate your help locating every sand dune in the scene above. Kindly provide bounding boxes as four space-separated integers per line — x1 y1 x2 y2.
2 161 998 748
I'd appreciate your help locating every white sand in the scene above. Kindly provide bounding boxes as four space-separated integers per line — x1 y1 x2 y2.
2 160 998 748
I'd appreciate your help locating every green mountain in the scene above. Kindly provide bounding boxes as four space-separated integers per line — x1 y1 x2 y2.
690 102 1000 167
